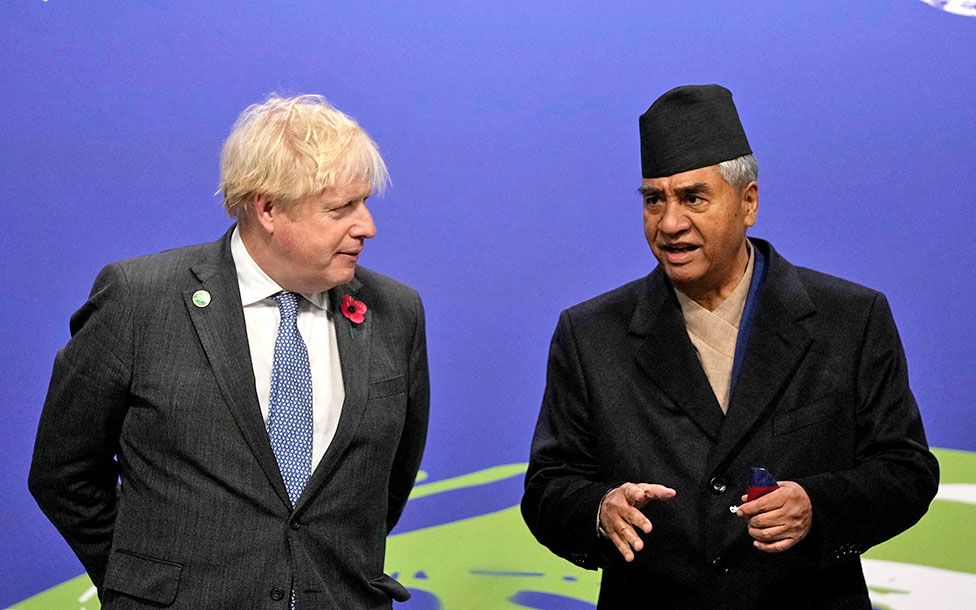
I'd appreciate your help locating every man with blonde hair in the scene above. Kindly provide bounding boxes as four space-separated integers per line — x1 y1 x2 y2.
30 95 429 609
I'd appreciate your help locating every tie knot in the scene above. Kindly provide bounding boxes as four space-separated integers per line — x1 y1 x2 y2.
273 291 301 319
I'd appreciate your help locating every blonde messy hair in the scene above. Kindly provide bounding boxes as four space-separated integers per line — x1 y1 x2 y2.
218 94 389 219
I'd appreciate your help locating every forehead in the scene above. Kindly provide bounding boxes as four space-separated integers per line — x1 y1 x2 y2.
641 165 726 191
306 180 373 205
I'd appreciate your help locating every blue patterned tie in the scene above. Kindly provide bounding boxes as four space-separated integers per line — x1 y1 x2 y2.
267 292 313 508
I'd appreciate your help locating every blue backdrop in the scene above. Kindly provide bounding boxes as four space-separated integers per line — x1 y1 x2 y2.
2 1 974 606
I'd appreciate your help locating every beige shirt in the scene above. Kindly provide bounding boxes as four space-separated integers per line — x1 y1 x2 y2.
675 244 756 413
231 226 345 469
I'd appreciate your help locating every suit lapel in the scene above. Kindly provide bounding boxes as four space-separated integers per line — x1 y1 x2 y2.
295 276 372 513
632 269 724 441
184 230 291 509
705 243 816 473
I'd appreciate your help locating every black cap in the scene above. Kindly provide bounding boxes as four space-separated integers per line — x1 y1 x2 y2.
639 84 752 179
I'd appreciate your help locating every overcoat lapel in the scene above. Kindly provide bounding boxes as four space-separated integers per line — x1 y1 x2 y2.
705 245 816 473
184 231 291 509
631 269 724 441
295 276 372 513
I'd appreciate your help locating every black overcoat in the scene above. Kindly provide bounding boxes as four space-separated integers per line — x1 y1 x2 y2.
522 239 938 609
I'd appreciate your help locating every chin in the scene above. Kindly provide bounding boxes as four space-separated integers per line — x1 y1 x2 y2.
665 270 703 290
328 270 356 288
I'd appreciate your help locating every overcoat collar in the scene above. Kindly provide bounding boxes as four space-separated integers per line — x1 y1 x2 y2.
709 239 815 472
184 226 374 513
630 267 725 440
629 239 816 461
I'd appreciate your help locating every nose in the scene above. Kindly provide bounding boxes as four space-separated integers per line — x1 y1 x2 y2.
353 203 377 239
657 201 689 235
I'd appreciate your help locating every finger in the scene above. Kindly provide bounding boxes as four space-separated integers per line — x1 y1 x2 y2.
606 529 636 562
753 537 797 553
606 508 646 546
736 489 787 518
614 520 645 553
622 484 648 505
622 505 652 534
747 507 791 529
634 483 677 503
748 523 790 543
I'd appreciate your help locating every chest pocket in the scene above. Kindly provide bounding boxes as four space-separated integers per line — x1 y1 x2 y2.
772 391 840 435
368 374 406 400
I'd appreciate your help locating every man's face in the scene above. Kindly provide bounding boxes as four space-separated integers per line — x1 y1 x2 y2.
641 165 757 304
267 181 376 293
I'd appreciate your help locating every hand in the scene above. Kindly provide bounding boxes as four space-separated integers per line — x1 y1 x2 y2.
735 480 812 553
599 483 676 562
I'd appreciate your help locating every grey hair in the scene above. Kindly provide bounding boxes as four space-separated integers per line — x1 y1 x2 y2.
716 154 758 189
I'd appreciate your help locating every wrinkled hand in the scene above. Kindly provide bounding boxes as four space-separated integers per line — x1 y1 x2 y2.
735 480 812 553
599 483 676 562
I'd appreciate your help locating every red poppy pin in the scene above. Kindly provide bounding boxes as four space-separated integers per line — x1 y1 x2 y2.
341 294 367 324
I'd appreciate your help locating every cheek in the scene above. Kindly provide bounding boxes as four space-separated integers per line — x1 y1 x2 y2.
643 213 657 237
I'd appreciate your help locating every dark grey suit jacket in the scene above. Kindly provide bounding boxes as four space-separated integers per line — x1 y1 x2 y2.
522 239 938 609
30 228 429 609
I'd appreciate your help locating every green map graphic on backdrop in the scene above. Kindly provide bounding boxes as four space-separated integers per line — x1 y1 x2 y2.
19 449 975 609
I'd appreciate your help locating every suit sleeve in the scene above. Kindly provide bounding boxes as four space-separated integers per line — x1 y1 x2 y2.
386 290 430 533
29 262 134 588
521 310 619 570
797 292 939 564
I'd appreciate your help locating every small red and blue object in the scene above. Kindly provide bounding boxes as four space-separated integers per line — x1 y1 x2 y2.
730 467 780 513
745 466 779 502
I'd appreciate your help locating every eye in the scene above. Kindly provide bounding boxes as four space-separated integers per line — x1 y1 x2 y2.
327 202 355 217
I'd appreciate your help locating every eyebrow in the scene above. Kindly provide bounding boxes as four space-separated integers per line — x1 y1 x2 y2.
637 182 712 198
637 185 664 197
676 182 712 198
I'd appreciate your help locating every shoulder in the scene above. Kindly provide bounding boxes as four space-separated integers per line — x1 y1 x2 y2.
354 266 419 299
566 277 647 319
100 239 221 290
558 276 650 338
793 266 879 303
761 241 889 328
351 266 423 315
759 239 882 309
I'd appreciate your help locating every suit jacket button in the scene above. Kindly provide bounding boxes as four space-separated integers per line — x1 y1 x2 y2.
271 587 285 601
290 520 301 531
711 556 729 573
709 477 728 494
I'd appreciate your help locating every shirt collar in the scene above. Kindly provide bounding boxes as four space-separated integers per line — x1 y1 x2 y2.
230 225 330 310
711 240 755 324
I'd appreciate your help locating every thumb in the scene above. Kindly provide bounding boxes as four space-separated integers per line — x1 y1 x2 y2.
634 483 676 504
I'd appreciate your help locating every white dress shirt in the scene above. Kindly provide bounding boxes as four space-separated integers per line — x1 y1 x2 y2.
230 226 344 470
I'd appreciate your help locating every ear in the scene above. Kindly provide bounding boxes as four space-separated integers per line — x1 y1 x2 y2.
741 181 759 228
252 194 277 235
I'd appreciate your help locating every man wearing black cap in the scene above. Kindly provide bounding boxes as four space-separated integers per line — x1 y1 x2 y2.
521 84 938 608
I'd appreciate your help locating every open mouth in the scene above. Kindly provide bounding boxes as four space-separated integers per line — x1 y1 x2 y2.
661 244 700 253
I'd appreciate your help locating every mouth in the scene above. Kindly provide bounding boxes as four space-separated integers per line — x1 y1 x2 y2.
658 243 701 264
660 243 700 253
